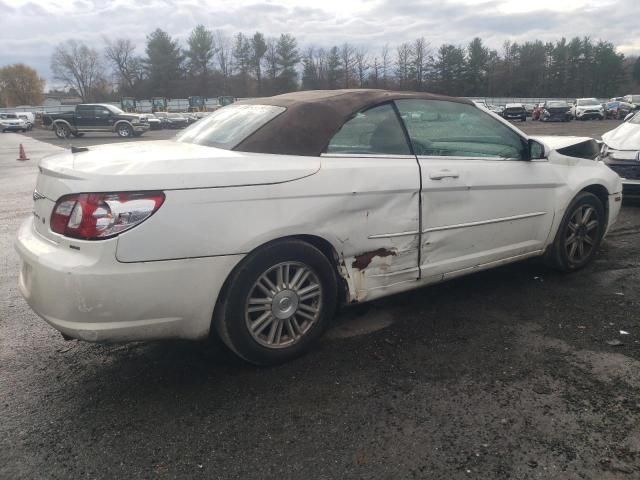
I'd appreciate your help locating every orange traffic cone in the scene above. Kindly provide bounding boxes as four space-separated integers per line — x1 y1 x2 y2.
17 144 29 161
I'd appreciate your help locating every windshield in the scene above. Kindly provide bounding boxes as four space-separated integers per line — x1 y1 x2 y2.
577 99 600 106
176 104 286 150
547 101 568 108
1 114 18 119
105 104 124 115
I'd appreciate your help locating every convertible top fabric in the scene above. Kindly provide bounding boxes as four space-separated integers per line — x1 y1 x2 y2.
233 89 473 156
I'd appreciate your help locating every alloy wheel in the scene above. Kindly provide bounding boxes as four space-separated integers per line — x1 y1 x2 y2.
245 261 322 349
565 205 599 263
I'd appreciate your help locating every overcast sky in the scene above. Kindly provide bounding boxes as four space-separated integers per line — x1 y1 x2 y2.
1 0 639 87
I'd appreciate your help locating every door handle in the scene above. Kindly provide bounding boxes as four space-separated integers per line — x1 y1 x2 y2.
429 170 459 180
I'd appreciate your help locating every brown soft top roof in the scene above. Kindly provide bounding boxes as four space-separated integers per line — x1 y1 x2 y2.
233 89 473 156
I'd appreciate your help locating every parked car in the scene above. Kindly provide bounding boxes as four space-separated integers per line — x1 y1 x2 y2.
540 101 572 122
42 104 150 138
502 103 527 122
571 98 605 120
523 104 535 117
16 90 622 365
14 112 35 130
146 114 163 130
601 113 640 195
605 101 634 120
622 95 640 110
0 113 28 132
165 112 190 129
486 104 504 115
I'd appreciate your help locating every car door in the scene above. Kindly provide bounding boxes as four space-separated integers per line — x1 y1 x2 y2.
94 106 114 130
75 105 95 128
395 99 562 281
321 102 421 298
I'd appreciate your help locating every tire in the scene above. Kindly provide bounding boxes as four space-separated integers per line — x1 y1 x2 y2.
54 123 70 139
522 117 526 122
545 192 606 272
116 123 133 138
214 239 338 366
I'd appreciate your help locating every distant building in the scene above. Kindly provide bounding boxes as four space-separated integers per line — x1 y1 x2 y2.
42 94 82 107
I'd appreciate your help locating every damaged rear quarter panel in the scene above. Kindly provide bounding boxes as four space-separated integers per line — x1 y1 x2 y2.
116 155 422 303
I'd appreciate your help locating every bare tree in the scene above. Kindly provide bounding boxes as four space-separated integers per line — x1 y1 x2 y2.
51 40 105 101
104 38 143 93
411 37 430 90
354 48 369 88
395 42 412 90
340 43 356 88
381 44 390 88
215 31 232 94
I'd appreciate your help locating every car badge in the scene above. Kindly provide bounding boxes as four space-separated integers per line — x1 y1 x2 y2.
32 190 46 202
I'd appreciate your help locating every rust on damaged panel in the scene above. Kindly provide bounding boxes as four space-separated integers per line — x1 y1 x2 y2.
351 248 397 270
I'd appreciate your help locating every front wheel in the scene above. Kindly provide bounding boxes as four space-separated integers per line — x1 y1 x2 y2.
214 240 338 366
545 192 605 272
116 123 133 138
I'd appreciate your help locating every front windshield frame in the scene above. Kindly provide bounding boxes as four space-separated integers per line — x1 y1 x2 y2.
176 104 286 150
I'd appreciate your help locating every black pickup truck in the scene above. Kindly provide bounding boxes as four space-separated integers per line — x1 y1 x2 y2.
43 103 150 138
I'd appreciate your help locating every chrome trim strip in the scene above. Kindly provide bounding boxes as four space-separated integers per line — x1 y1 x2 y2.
321 153 416 159
422 211 547 234
368 230 420 239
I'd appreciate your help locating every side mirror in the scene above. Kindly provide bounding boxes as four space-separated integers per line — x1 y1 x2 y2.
528 139 547 160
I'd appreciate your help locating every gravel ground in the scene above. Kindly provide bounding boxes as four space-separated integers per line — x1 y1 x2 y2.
1 123 639 479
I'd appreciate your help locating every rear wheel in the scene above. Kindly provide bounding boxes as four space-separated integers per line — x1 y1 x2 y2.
54 123 70 139
214 240 338 366
545 192 605 272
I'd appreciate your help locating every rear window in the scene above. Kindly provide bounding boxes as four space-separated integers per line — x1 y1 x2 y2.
547 101 568 108
176 104 285 149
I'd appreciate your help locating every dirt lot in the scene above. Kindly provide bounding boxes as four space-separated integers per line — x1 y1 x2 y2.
1 120 639 479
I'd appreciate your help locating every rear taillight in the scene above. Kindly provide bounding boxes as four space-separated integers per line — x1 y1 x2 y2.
50 191 165 240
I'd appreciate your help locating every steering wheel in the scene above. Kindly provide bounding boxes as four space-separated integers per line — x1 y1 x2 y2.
411 138 433 156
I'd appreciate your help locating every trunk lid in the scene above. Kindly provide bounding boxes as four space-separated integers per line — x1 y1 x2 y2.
35 140 321 201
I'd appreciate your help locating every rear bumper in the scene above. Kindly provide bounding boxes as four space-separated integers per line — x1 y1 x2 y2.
15 217 243 342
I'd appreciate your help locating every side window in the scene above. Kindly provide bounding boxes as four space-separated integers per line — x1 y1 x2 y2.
95 107 110 117
326 103 411 155
76 105 94 115
395 99 527 160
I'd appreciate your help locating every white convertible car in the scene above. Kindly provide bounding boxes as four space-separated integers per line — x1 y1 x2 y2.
16 90 622 365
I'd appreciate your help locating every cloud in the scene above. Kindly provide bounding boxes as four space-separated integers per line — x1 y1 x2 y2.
0 0 638 86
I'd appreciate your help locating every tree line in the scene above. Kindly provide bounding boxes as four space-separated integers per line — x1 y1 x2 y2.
2 26 640 108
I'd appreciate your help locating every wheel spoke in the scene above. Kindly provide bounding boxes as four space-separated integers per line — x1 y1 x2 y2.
568 241 578 260
251 312 273 334
568 222 578 233
292 269 310 290
276 265 284 290
298 303 319 314
296 309 316 322
565 233 577 246
267 319 280 344
297 283 320 297
573 208 583 225
583 235 594 246
285 318 298 340
577 239 585 258
247 304 270 313
582 207 594 225
274 319 284 345
586 220 598 232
